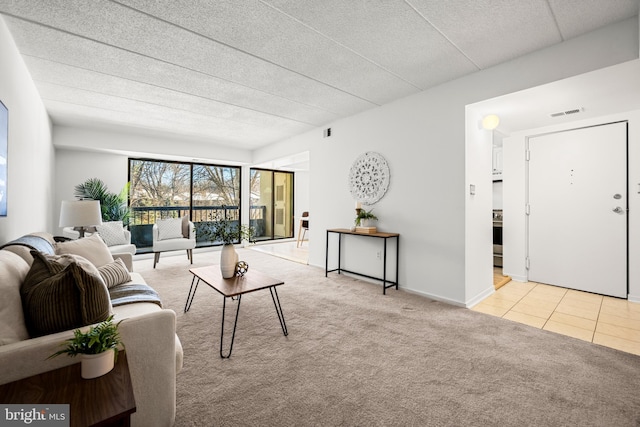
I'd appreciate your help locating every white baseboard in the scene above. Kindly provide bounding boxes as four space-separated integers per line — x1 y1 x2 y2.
465 286 496 308
401 287 467 307
627 294 640 303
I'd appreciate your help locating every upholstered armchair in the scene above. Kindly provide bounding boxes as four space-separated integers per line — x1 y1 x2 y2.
152 216 196 268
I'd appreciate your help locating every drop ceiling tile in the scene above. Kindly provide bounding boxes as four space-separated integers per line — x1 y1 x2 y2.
548 0 640 40
4 18 355 131
43 92 301 149
115 0 419 104
1 10 375 115
264 0 478 89
25 57 317 133
408 0 563 69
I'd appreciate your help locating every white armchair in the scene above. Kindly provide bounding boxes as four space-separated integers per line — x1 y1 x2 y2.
152 217 196 268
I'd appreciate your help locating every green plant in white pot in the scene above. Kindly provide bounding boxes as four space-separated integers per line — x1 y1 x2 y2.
49 316 123 379
198 212 254 278
355 209 378 227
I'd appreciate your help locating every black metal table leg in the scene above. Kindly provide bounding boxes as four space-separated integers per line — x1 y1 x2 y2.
184 276 200 312
220 294 242 358
270 287 288 336
325 230 329 277
383 237 388 294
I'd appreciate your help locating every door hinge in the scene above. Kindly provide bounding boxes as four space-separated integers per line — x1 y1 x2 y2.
525 150 531 161
525 204 531 215
525 257 530 270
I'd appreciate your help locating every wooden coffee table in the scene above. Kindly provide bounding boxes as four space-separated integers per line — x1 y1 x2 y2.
184 266 288 358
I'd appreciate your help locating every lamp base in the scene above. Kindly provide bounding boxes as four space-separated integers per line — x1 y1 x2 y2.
73 226 90 239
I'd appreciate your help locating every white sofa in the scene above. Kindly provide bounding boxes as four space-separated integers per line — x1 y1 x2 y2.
0 232 182 427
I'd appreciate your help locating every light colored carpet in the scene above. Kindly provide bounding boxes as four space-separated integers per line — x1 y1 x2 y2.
135 250 640 427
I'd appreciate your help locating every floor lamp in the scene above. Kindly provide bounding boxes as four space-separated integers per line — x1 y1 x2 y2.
59 200 103 238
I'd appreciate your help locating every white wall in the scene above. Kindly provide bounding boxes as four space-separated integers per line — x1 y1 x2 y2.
253 18 639 306
54 125 252 165
294 170 310 241
0 17 53 242
54 148 130 234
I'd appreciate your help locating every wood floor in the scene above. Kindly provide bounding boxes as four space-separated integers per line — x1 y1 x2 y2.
474 273 640 356
493 266 511 289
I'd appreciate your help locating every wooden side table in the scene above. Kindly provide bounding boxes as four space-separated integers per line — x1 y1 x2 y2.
0 352 136 427
325 228 400 294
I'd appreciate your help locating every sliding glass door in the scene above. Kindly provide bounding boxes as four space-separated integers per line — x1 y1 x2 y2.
250 169 294 241
129 159 241 252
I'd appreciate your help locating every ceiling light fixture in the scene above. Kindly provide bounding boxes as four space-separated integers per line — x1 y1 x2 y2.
481 114 500 130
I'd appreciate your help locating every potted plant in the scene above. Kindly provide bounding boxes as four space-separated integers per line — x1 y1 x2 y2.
48 316 123 379
74 178 130 225
197 212 254 278
355 209 378 227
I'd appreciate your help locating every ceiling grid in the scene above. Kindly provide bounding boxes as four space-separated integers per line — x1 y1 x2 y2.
0 0 637 150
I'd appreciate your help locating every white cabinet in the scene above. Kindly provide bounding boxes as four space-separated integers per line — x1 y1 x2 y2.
492 145 503 181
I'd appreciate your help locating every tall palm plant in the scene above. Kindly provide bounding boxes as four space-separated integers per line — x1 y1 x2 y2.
74 178 130 225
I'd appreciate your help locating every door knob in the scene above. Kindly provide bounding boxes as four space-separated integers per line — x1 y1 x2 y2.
612 207 624 214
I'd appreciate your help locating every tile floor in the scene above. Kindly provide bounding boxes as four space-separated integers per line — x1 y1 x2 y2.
472 280 640 356
248 240 309 265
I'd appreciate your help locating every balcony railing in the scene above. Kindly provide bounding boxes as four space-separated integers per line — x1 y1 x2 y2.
129 205 267 251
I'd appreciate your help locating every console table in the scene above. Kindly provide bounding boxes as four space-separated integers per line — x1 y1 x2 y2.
0 352 136 427
325 228 399 294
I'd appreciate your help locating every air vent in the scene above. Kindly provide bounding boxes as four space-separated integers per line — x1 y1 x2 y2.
549 107 584 118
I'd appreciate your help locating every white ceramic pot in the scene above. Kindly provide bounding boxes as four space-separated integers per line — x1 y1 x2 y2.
220 244 239 278
81 350 115 379
362 219 377 227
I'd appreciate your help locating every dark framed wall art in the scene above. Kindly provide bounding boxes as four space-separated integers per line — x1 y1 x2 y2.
0 100 7 216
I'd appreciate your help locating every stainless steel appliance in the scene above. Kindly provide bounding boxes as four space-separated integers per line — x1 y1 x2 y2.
493 209 503 267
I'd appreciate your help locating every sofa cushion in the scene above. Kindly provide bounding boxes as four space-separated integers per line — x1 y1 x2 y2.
156 217 184 241
55 233 114 267
96 221 127 246
98 258 132 288
0 251 31 345
21 252 112 337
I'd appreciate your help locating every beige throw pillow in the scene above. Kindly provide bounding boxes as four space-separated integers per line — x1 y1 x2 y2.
55 233 114 267
156 217 184 241
96 221 127 246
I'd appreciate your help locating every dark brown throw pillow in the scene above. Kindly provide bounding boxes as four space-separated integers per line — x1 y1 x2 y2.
21 253 112 337
22 251 65 293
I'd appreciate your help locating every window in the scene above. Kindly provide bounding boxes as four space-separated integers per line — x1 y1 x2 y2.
128 159 241 252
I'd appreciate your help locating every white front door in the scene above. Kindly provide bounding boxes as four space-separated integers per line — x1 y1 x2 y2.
527 122 627 298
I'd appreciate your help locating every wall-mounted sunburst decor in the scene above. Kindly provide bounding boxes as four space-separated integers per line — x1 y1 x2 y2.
348 151 390 205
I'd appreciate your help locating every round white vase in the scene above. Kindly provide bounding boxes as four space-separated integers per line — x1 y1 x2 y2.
81 350 115 379
220 244 239 278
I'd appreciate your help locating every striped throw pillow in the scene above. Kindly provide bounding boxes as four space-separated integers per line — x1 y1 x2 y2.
98 259 131 288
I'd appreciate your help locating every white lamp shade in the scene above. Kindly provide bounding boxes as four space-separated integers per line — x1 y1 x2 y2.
482 114 500 130
59 200 103 227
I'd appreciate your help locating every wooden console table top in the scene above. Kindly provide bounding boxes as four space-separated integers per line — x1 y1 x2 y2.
326 228 400 238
